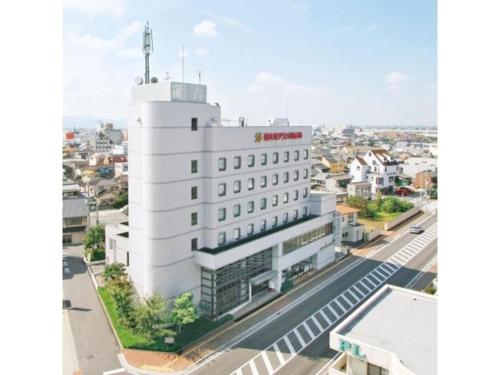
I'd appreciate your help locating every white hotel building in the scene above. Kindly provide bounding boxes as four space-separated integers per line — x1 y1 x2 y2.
106 81 340 319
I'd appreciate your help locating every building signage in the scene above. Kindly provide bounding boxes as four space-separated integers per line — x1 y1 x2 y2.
255 132 303 143
338 339 365 359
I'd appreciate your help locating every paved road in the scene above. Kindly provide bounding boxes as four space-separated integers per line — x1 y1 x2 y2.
188 214 437 375
63 246 121 375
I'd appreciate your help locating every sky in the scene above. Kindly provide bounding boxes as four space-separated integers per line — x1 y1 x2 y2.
63 0 437 127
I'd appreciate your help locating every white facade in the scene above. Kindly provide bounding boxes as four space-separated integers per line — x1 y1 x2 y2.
398 157 438 179
106 81 339 318
349 150 398 195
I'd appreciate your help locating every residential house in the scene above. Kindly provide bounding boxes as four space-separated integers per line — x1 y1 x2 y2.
349 149 399 195
347 181 372 200
103 155 127 166
413 170 437 190
114 162 128 178
336 204 365 246
399 157 438 179
88 153 106 167
321 155 347 174
63 183 88 245
116 174 128 191
87 178 120 198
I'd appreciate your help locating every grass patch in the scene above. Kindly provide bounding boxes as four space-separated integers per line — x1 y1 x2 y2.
358 211 403 231
98 287 232 352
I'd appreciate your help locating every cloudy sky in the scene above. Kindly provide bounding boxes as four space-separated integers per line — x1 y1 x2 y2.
63 0 436 126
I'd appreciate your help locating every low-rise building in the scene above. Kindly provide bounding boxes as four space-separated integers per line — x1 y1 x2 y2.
336 204 365 246
114 162 128 177
398 157 438 179
329 284 436 375
349 149 398 195
413 170 437 190
347 181 372 200
63 183 88 245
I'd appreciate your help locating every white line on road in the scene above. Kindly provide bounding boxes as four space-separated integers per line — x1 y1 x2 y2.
303 322 316 340
293 328 307 347
262 351 274 374
319 309 332 325
273 343 286 365
249 359 259 375
283 335 296 355
311 315 324 331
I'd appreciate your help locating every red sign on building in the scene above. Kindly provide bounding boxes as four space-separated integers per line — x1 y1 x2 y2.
255 132 302 142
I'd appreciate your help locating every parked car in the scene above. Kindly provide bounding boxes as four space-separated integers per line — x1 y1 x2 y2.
396 186 413 196
410 225 424 234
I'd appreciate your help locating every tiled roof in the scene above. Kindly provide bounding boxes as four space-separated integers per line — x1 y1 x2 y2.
63 196 88 218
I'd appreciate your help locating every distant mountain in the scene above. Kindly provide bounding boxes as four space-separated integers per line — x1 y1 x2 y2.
63 115 127 130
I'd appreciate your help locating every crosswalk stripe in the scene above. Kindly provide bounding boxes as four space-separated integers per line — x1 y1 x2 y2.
311 315 324 330
373 269 388 281
334 299 346 313
303 321 316 340
352 285 366 298
380 263 396 274
319 309 332 325
360 279 373 290
249 360 259 375
284 335 296 354
375 267 390 278
326 303 339 319
345 289 359 303
393 254 407 264
261 352 274 374
363 277 376 289
370 272 383 283
338 295 352 309
385 262 399 271
294 328 306 347
233 369 243 375
273 343 286 365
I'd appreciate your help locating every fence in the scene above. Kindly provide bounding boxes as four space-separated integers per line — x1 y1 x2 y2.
384 207 421 231
364 229 382 242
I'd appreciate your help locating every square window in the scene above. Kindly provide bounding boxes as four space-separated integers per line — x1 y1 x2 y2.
234 156 241 169
272 174 278 185
294 150 299 161
233 228 241 241
294 190 299 200
247 223 254 235
191 238 198 251
272 195 278 207
191 186 198 200
233 204 241 217
260 219 266 232
284 151 290 162
283 192 289 203
218 183 226 196
247 201 254 213
218 157 226 171
218 232 226 246
247 178 255 190
191 160 198 173
303 187 308 198
283 212 289 223
272 152 279 164
260 197 267 210
260 176 267 188
260 153 267 166
191 212 198 226
284 172 289 183
293 209 299 220
233 180 241 193
303 168 309 179
303 149 309 159
271 216 278 228
248 154 255 167
191 117 198 131
218 208 226 222
294 170 299 181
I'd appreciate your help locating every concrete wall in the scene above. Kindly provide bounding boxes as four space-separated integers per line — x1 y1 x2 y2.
384 207 421 231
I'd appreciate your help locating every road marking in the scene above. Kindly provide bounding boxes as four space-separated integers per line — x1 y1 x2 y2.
294 328 306 347
326 304 338 319
360 279 373 290
273 343 286 365
64 267 71 274
233 369 242 375
283 335 296 354
249 360 259 375
303 322 316 340
219 219 438 375
352 285 365 298
319 309 332 325
262 351 274 374
345 289 359 303
311 315 324 330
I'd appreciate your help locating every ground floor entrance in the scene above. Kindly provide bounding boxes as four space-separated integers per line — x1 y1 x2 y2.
281 255 317 283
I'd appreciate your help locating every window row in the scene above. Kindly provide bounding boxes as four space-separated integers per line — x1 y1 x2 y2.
282 222 334 255
218 149 309 171
216 207 310 246
217 169 309 197
217 188 309 222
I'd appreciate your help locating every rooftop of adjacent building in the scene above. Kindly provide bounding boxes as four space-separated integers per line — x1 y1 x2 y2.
337 285 436 375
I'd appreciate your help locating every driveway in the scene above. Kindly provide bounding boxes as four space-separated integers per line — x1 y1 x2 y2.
63 246 121 375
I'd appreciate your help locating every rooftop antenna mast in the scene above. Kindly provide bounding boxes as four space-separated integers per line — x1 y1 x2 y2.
142 21 153 84
196 70 204 84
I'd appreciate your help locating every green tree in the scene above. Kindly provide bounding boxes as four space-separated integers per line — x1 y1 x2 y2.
108 277 135 325
366 202 379 218
381 197 399 213
169 292 198 333
132 292 175 341
113 191 128 209
83 224 105 250
104 263 127 284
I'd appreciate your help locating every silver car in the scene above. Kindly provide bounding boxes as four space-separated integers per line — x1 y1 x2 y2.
410 225 424 234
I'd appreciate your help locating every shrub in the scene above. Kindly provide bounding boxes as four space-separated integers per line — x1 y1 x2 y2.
169 292 198 333
104 263 127 284
132 292 175 341
85 247 105 261
113 191 128 209
84 225 105 250
366 202 379 218
281 278 294 293
109 277 135 325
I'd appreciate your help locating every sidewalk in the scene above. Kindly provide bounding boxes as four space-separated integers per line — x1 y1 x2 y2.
117 211 434 374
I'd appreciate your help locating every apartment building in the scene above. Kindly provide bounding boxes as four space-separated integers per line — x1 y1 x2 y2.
106 81 340 319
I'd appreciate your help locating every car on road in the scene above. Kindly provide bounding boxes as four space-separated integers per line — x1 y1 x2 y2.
396 186 413 196
410 225 424 234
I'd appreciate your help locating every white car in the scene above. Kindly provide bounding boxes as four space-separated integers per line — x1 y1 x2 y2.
410 225 424 234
